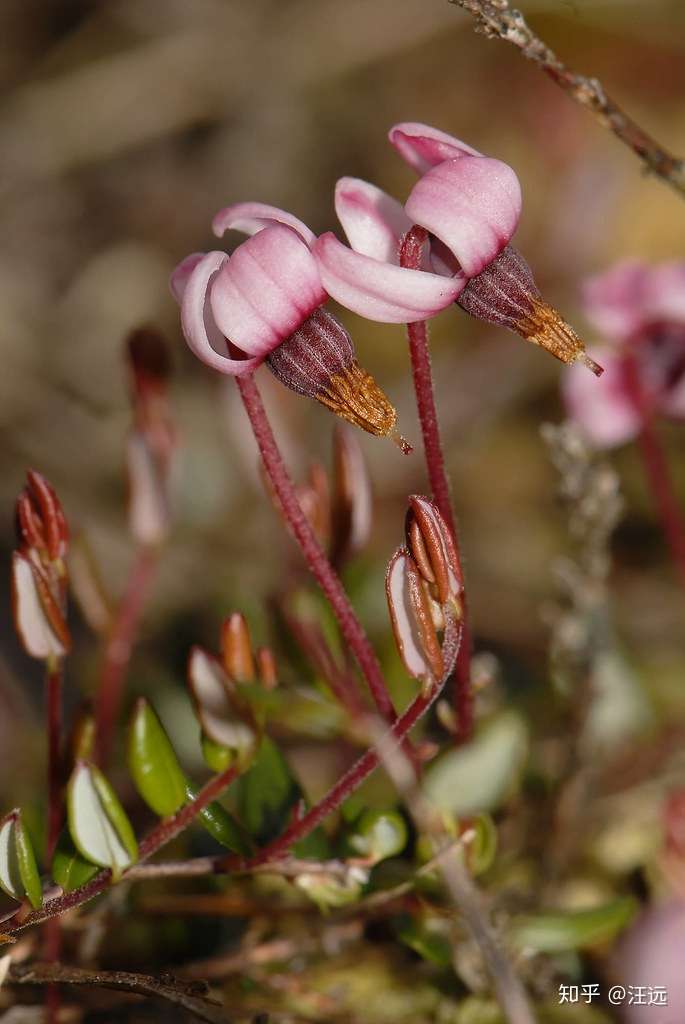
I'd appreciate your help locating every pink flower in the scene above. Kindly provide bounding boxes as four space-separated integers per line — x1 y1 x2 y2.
171 204 405 443
563 261 685 447
611 901 685 1024
314 122 600 374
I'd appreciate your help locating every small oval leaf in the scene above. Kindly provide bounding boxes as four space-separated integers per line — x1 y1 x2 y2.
14 815 42 910
0 811 30 904
67 762 138 876
201 734 234 774
52 829 100 892
347 809 408 864
511 897 638 953
184 784 252 856
188 647 256 757
128 699 187 817
0 810 42 909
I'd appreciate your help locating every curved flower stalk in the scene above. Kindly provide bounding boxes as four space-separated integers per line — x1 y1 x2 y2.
563 260 685 587
171 204 411 448
314 122 601 375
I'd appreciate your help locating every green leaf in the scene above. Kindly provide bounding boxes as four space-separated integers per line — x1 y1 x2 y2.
346 809 408 864
184 784 252 856
200 734 234 774
128 699 188 817
396 915 452 966
0 809 42 907
67 762 138 877
235 737 300 843
424 711 528 816
14 815 42 909
52 829 99 892
510 897 638 953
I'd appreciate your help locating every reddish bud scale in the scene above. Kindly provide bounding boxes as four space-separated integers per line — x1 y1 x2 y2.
221 613 256 683
406 495 462 610
25 471 69 561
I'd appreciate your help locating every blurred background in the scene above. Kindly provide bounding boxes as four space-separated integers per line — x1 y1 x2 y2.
1 1 685 1016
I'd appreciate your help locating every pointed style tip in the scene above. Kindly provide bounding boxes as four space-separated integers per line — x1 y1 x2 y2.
390 430 413 455
581 352 605 378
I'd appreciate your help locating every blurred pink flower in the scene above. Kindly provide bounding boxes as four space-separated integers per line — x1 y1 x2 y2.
612 901 685 1024
563 261 685 447
314 122 599 374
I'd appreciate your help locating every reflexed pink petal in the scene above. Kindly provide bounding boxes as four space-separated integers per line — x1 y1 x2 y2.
210 225 326 358
180 251 261 375
562 349 640 448
335 177 412 262
388 122 481 175
170 253 205 303
212 202 316 249
582 261 651 341
646 263 685 324
313 232 464 323
405 157 522 278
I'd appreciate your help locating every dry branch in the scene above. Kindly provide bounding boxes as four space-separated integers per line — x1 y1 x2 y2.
450 0 685 198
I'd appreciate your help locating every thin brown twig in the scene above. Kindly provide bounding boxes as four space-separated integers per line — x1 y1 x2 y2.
9 963 230 1024
449 0 685 198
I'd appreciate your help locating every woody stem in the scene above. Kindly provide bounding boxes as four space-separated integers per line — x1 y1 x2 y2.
399 226 473 741
237 373 398 726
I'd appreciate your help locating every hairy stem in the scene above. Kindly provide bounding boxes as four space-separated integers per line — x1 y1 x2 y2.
450 0 685 199
95 545 158 766
2 763 240 940
237 373 397 725
399 227 473 741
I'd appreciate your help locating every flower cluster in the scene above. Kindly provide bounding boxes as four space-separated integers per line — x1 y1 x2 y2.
172 122 601 440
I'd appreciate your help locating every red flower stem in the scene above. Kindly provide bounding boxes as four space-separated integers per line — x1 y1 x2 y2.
4 763 241 939
399 227 473 741
95 545 159 767
636 418 685 588
237 374 397 726
45 660 63 861
623 354 685 590
45 659 63 1024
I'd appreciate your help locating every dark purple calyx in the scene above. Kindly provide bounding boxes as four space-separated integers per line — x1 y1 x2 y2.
267 307 405 442
457 245 602 377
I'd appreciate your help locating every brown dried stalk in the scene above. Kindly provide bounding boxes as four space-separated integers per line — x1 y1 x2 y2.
449 0 685 198
9 963 230 1024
